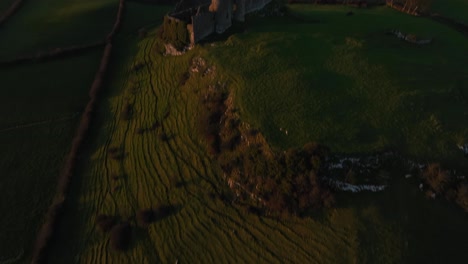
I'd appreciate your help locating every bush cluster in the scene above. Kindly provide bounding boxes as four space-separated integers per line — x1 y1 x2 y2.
197 80 334 217
96 214 117 233
136 209 155 228
420 163 468 212
110 222 132 251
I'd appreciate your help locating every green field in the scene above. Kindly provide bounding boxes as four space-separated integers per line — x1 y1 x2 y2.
0 0 15 15
432 0 468 23
0 50 103 262
0 0 117 60
208 5 468 165
2 1 468 263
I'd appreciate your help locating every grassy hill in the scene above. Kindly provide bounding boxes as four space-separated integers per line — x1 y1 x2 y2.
208 5 468 165
48 4 468 263
49 32 403 264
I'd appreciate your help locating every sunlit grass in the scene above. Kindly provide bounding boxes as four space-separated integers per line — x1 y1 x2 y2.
206 5 468 165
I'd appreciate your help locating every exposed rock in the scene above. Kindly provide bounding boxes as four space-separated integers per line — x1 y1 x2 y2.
458 144 468 155
190 56 207 72
389 29 433 45
163 43 192 56
327 179 386 193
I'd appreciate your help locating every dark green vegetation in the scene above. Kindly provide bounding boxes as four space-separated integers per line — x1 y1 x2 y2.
2 1 468 263
0 0 15 14
208 5 468 166
432 0 468 23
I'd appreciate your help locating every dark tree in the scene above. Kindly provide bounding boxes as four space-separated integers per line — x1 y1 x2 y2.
110 222 132 251
96 214 116 233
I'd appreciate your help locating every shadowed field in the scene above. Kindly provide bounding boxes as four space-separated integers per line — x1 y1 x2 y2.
0 50 103 262
432 0 468 23
0 0 117 60
0 0 15 14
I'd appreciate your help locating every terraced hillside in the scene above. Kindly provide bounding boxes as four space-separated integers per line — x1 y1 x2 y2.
50 25 468 263
48 34 392 263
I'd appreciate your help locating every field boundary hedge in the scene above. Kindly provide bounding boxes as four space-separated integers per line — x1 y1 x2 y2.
0 0 24 27
0 41 105 68
429 14 468 37
31 1 125 263
1 0 127 67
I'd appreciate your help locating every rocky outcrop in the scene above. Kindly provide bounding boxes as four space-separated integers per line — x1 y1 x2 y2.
389 30 433 45
327 179 386 192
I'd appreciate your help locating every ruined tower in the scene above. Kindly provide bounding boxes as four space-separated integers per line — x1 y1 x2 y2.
209 0 233 33
234 0 246 22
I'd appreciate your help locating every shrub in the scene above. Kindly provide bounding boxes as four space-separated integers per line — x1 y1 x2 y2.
156 205 175 219
421 163 450 194
136 209 155 228
138 28 148 39
110 222 132 251
96 214 116 233
159 132 169 141
120 103 133 120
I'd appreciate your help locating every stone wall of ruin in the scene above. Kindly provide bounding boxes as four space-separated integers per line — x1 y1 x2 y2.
213 0 233 33
189 11 216 43
234 0 246 21
171 0 276 45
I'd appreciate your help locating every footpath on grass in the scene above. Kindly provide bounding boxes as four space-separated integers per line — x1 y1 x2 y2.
31 1 126 263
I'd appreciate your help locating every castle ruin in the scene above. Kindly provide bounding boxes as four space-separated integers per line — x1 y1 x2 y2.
167 0 272 45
